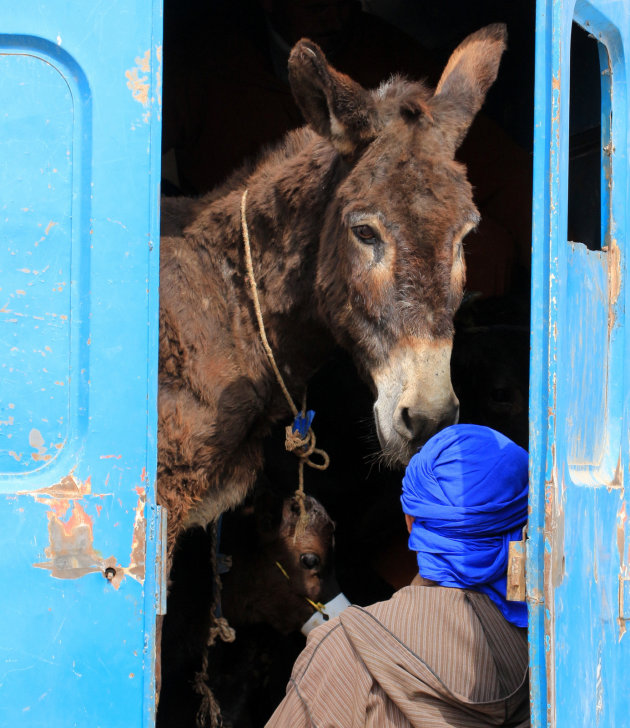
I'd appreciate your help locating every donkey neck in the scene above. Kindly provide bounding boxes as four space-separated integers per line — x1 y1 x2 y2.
183 130 344 401
241 132 341 313
231 133 343 382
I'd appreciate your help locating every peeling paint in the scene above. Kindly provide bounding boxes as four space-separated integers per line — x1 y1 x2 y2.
136 49 150 73
595 649 603 719
618 573 628 639
156 44 162 116
127 488 147 583
608 239 621 335
19 472 91 500
23 473 146 588
29 428 52 462
618 500 629 637
543 441 559 727
33 500 108 580
125 51 150 106
617 501 626 563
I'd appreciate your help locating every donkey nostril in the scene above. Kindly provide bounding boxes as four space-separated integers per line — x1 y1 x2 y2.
395 399 460 443
396 406 418 441
401 407 413 436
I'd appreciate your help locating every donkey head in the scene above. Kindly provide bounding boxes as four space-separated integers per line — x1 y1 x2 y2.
288 24 507 465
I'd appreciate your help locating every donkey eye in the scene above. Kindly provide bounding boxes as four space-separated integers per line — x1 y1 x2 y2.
300 553 320 570
351 225 378 244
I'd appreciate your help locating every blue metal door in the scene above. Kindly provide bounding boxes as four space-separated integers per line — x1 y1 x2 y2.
0 2 164 726
530 1 630 725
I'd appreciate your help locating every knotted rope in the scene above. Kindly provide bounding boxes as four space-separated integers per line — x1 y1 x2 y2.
194 522 235 728
240 189 329 529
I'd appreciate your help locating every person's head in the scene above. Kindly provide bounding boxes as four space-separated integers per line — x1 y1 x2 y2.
401 423 528 626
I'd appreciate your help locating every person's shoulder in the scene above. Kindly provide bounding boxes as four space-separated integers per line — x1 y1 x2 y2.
290 614 355 685
301 613 349 657
368 583 466 616
356 584 481 643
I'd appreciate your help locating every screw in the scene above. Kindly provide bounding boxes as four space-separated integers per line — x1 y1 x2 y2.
104 567 117 582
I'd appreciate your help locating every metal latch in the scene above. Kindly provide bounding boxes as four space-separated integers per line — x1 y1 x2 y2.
507 526 527 602
155 505 168 616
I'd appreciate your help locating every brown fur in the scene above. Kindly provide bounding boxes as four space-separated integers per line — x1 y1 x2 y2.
157 489 338 726
221 494 338 633
158 25 507 552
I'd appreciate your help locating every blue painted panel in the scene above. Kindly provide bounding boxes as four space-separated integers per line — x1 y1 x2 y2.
562 244 612 480
0 3 163 727
531 1 630 725
0 52 76 474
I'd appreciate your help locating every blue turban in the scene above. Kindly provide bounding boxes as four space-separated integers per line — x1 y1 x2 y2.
401 424 529 628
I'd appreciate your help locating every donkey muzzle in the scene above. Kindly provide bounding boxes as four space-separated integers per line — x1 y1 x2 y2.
372 338 459 463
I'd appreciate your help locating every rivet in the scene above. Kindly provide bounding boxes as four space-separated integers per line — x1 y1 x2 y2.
104 566 117 581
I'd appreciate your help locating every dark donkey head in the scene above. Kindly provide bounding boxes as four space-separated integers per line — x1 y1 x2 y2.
288 24 507 464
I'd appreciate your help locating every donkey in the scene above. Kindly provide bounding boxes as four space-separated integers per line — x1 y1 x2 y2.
157 488 342 728
219 492 340 634
158 24 508 553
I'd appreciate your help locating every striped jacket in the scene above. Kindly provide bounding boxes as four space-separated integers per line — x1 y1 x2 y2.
266 579 530 727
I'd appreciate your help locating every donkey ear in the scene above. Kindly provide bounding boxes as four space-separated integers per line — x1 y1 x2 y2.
288 38 377 156
432 23 507 151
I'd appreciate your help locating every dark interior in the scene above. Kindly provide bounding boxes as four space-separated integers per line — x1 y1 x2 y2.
156 2 601 726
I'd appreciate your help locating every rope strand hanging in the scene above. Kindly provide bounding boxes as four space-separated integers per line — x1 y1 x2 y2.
240 189 329 525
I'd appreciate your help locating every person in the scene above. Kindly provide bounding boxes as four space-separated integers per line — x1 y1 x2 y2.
265 424 530 727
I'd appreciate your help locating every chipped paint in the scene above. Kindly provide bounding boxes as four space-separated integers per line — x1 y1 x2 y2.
156 45 162 117
618 500 630 637
608 238 621 318
137 49 150 73
126 488 146 583
617 501 626 563
619 567 629 639
19 472 91 500
29 428 52 462
543 441 559 727
125 51 150 106
595 649 603 719
22 473 146 588
33 499 108 580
